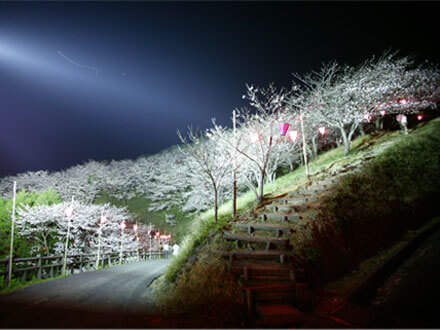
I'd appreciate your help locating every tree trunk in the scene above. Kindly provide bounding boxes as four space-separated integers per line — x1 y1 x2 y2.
339 127 350 156
258 169 265 203
311 136 318 159
213 185 218 223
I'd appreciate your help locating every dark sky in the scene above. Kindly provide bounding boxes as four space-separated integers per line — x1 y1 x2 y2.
1 1 439 177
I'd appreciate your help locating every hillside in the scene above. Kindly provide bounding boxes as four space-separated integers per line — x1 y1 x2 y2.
152 119 440 328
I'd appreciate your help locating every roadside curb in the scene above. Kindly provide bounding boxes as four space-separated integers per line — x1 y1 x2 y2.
346 216 440 305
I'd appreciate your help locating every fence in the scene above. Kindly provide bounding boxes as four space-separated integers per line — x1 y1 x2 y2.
0 249 163 288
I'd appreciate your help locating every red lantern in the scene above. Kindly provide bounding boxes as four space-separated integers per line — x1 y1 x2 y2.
279 123 289 136
399 98 407 105
417 115 423 121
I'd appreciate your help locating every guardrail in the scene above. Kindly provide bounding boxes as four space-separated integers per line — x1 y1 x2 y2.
0 249 163 287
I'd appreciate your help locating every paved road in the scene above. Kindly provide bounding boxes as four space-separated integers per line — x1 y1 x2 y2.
370 228 440 328
0 259 170 328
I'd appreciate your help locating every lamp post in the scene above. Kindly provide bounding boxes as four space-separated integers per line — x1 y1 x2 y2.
62 197 74 276
95 212 107 269
119 221 126 265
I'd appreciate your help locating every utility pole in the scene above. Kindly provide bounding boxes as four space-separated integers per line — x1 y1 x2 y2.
300 112 309 178
232 109 237 218
7 181 17 287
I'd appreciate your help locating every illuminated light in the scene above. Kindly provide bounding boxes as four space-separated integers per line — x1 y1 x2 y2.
64 206 74 219
155 231 160 237
380 110 386 116
279 123 289 136
399 98 407 105
133 224 138 232
288 130 298 142
363 113 371 122
120 221 126 230
100 215 107 224
417 115 423 121
318 127 326 135
250 132 260 143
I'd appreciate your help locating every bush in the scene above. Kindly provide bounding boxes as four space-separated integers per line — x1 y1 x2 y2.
0 189 61 258
302 121 440 281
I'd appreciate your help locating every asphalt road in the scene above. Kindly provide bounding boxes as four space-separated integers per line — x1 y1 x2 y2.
0 258 170 328
370 228 440 328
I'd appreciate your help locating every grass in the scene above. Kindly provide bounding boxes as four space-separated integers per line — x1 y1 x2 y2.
94 194 193 243
154 119 440 321
0 274 67 295
290 120 440 282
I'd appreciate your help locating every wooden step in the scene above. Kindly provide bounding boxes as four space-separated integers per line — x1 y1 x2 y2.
223 232 290 250
235 223 294 237
300 184 331 192
280 196 318 204
265 203 310 213
260 213 301 223
289 189 322 196
228 250 297 264
255 303 305 327
229 262 295 280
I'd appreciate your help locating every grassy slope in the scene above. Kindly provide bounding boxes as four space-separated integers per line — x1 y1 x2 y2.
152 120 440 326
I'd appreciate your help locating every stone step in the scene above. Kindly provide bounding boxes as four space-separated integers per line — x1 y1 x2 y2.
255 303 306 327
235 223 294 237
223 232 290 250
227 250 297 264
260 213 301 223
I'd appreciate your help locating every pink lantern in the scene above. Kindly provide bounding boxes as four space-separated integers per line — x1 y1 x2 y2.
250 131 260 143
417 115 423 121
64 206 74 219
133 224 138 232
363 113 371 122
318 126 326 135
279 123 289 136
288 130 298 142
120 221 126 230
380 110 386 116
396 114 402 122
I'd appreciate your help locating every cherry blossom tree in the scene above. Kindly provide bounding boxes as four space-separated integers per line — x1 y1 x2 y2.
177 125 234 222
16 201 136 257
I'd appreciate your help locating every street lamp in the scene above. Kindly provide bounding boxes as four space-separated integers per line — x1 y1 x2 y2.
119 221 126 265
62 197 74 276
95 212 107 269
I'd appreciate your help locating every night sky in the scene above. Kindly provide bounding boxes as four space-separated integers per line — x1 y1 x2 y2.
1 1 439 177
